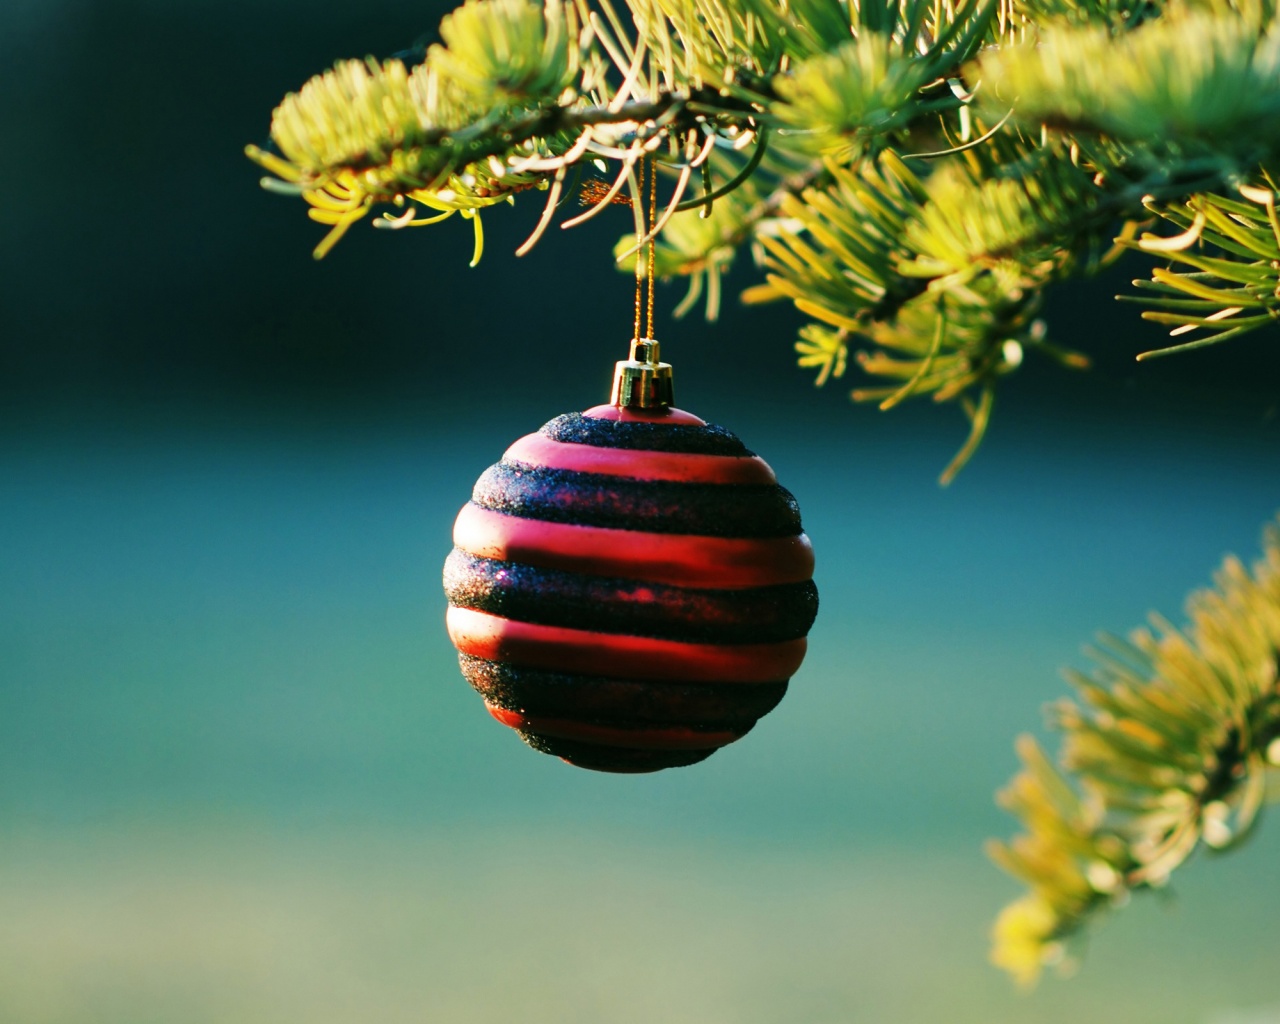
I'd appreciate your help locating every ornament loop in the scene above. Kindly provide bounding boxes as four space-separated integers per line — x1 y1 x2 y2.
611 337 674 408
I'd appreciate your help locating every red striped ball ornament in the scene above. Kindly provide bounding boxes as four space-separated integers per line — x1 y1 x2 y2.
443 340 817 772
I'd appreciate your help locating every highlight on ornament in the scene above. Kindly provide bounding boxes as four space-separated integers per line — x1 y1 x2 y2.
442 339 818 772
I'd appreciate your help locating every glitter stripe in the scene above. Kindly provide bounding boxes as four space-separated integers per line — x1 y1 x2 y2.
458 654 789 726
487 705 744 750
452 504 814 589
502 432 776 484
446 606 807 682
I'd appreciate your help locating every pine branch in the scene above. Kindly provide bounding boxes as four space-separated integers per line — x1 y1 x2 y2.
245 49 751 259
247 0 1003 261
1120 182 1280 358
743 142 1099 482
978 12 1280 166
989 518 1280 986
246 0 1280 474
769 0 1000 161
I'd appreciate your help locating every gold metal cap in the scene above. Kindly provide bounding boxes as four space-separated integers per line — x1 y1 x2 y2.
610 338 674 409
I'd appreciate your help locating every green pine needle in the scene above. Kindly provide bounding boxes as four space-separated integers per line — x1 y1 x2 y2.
1121 187 1280 358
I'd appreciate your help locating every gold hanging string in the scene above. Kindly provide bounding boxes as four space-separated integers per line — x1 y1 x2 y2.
633 155 645 342
611 153 673 409
646 153 657 341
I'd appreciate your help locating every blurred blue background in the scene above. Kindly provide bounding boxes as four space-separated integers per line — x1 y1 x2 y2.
4 2 1280 1021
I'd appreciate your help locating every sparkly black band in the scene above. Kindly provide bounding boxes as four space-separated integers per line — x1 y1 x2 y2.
471 461 802 537
540 412 752 456
445 549 818 643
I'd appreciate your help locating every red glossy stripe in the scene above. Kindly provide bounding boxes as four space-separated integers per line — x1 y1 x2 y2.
582 404 706 425
447 606 807 682
502 433 777 485
452 504 814 588
486 704 742 750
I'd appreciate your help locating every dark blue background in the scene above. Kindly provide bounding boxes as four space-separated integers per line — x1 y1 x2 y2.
3 3 1280 1021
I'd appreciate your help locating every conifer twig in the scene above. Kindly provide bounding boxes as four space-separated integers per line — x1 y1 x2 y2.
990 520 1280 986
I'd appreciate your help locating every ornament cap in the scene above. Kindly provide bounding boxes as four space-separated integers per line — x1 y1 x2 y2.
611 338 674 409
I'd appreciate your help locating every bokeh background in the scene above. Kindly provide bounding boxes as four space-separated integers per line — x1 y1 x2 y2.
4 2 1280 1021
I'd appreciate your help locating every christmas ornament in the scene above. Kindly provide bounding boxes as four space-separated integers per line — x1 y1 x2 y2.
443 337 817 772
443 156 815 772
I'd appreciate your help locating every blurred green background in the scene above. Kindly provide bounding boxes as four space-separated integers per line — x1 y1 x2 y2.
4 2 1280 1021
